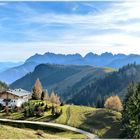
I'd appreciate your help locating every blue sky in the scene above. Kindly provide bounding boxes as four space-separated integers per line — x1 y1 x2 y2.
0 1 140 61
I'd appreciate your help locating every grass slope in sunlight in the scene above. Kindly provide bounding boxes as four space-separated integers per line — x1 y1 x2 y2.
0 123 87 139
0 103 122 138
0 124 58 139
54 105 122 138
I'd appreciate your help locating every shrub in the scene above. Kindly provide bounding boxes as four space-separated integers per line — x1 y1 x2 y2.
35 105 44 117
44 104 49 111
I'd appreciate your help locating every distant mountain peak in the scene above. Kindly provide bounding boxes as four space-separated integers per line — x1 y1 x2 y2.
101 52 113 57
1 52 140 84
84 52 98 58
44 52 56 56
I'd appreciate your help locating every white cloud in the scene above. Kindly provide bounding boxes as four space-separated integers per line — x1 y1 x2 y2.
1 1 140 61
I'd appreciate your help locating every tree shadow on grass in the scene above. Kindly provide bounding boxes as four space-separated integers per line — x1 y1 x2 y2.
79 109 122 138
0 121 70 134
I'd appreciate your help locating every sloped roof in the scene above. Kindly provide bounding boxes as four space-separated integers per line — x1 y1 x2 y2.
7 89 31 97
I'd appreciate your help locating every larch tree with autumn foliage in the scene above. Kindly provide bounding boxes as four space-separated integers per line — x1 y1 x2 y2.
32 78 43 100
104 95 123 111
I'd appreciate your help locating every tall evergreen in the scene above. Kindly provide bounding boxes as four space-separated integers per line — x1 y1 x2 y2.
41 89 49 101
50 91 56 104
32 78 43 100
96 94 104 108
122 83 140 138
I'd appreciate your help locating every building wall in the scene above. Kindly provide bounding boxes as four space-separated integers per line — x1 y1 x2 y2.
0 92 19 99
0 91 31 107
0 98 29 107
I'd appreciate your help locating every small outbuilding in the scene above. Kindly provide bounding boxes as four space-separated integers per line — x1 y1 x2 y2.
0 89 32 107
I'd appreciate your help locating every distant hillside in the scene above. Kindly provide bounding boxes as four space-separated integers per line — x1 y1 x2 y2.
10 64 114 101
68 63 140 105
0 62 23 73
0 62 38 84
1 52 140 83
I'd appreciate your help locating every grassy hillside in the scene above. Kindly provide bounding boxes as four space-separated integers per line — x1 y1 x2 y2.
0 104 122 138
10 64 114 101
0 123 87 139
54 105 122 138
0 124 57 139
0 62 38 84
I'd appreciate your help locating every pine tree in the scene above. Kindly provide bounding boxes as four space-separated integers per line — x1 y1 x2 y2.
32 78 43 100
56 94 61 105
122 83 140 138
96 94 104 108
50 91 56 104
41 89 49 101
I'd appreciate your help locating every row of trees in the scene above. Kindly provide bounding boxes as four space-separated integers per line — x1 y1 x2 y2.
30 79 62 117
32 79 61 105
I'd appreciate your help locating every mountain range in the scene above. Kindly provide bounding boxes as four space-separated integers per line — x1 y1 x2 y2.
10 64 114 101
10 63 139 106
1 52 140 83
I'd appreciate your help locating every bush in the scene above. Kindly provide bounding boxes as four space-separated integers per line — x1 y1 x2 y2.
23 101 45 117
44 104 49 111
35 105 44 117
23 102 35 117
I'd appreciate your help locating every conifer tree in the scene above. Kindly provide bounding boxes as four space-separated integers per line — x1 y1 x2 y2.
50 91 56 104
32 78 43 100
41 89 49 101
56 94 61 105
96 94 104 108
122 83 140 138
